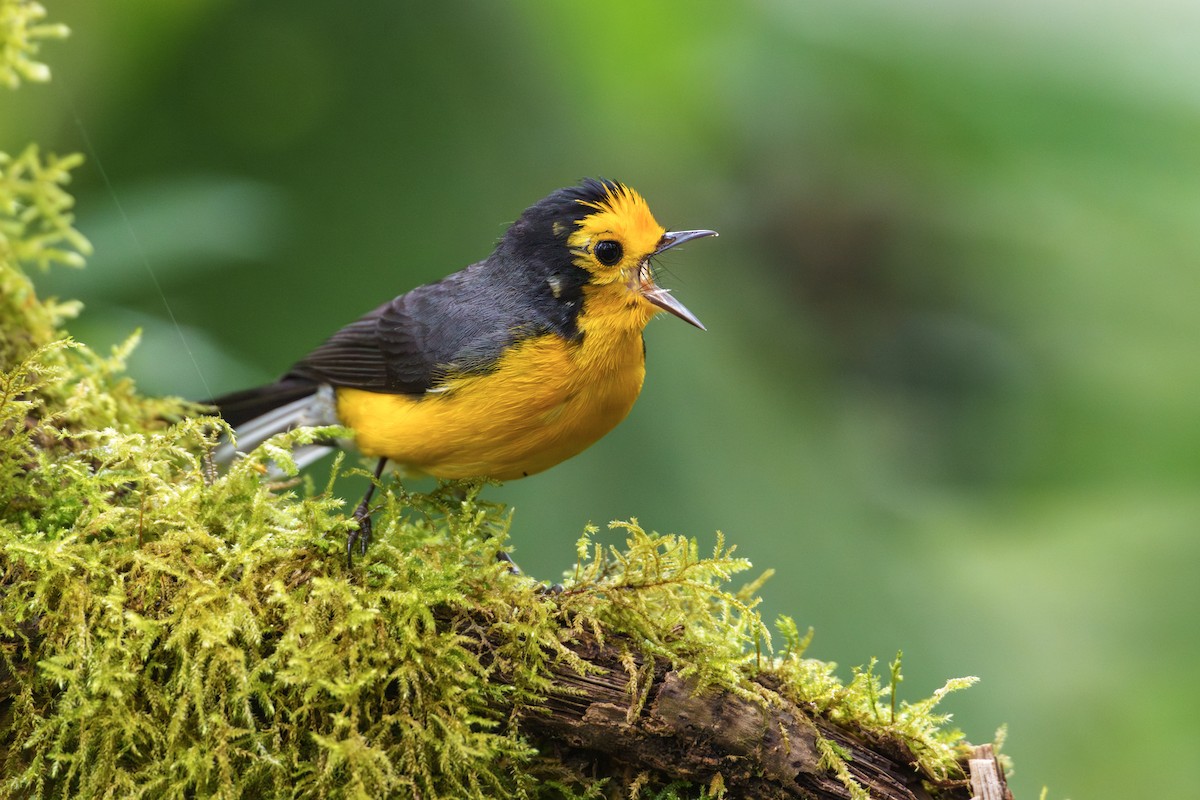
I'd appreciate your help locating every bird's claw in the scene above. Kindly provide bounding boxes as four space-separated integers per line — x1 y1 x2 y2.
496 552 562 594
346 504 373 567
495 550 521 576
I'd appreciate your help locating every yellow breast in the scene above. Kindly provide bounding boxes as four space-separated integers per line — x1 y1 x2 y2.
335 318 647 481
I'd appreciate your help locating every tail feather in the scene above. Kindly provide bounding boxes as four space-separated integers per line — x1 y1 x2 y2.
210 379 317 427
210 379 339 468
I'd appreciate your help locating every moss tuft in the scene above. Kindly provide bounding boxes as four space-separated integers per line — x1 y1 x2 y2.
0 0 69 88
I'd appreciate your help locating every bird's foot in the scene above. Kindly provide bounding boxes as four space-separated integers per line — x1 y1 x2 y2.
344 457 387 568
496 551 562 594
346 501 373 567
496 550 521 575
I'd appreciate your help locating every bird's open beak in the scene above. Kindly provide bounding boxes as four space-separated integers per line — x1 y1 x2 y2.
638 229 718 330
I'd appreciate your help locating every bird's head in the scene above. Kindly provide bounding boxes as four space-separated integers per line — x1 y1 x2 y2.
503 179 716 331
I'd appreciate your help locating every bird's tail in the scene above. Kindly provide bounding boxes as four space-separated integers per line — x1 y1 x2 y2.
210 379 339 469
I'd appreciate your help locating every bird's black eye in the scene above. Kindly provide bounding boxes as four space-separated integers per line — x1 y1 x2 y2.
594 240 623 266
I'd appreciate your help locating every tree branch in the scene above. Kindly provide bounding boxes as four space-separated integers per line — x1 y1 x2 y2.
3 600 1011 799
504 631 1007 799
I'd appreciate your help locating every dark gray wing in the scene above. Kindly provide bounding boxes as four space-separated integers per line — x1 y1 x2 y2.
284 262 538 395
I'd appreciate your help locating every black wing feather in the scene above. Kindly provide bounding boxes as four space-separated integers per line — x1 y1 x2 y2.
285 261 550 395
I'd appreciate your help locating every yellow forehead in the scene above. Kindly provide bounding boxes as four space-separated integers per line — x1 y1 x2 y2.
568 184 665 257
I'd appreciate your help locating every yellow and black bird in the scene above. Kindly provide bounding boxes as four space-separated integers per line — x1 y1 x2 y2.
211 179 716 561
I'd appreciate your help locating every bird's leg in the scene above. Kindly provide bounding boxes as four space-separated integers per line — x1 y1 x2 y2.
494 551 561 593
346 457 388 566
495 550 521 575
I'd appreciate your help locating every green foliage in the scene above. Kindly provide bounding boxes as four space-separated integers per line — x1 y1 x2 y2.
0 414 538 798
0 144 93 376
0 0 67 88
558 523 770 694
773 642 977 789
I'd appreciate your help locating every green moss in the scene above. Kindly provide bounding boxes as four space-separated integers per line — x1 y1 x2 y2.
1 144 91 370
0 0 68 88
777 644 977 790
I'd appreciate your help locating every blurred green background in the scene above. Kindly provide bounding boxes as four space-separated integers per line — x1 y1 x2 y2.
6 1 1199 797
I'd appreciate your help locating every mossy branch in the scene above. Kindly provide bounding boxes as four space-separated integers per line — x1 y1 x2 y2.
0 25 1015 796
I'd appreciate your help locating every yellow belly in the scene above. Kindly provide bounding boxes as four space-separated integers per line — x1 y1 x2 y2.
335 330 646 480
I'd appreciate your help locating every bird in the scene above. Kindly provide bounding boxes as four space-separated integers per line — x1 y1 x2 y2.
210 179 716 562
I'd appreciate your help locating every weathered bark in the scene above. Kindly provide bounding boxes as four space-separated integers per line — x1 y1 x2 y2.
512 633 1012 800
